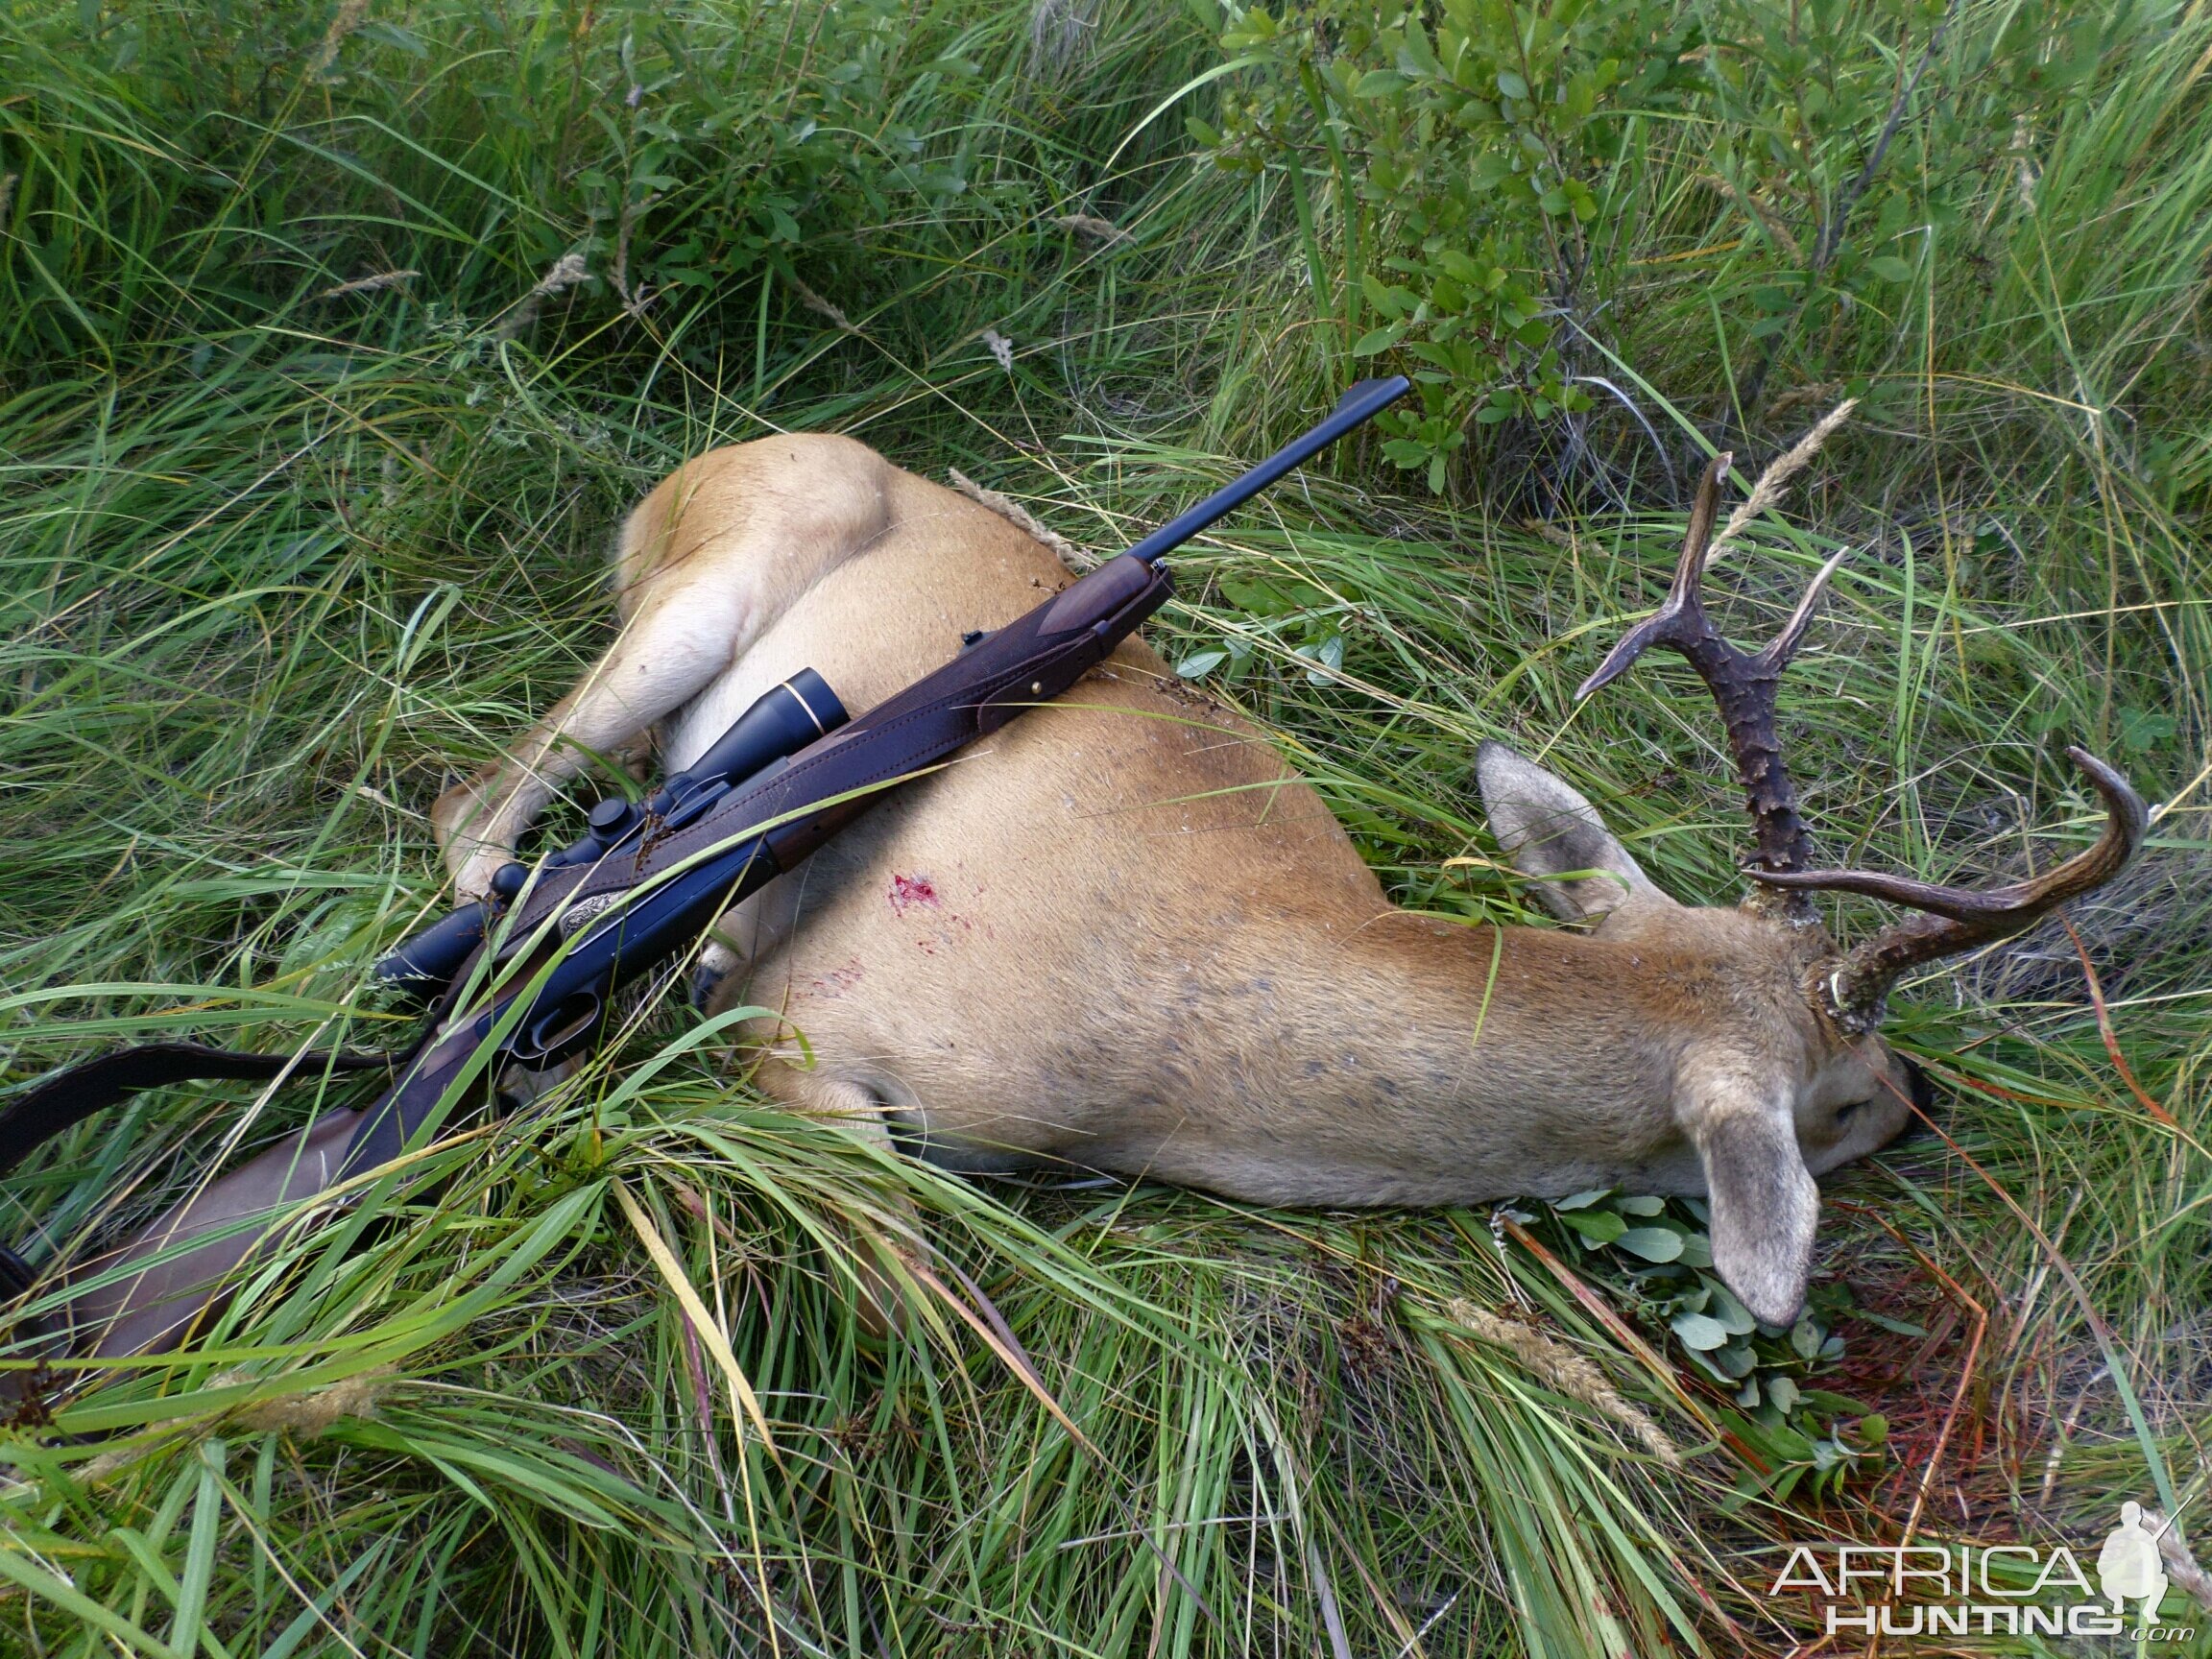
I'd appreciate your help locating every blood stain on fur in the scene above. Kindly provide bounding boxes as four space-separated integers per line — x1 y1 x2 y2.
888 873 940 916
811 959 865 998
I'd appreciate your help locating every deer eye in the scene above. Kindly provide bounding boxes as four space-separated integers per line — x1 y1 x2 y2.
1835 1099 1863 1128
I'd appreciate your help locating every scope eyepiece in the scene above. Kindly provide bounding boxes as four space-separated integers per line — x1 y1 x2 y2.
668 669 848 807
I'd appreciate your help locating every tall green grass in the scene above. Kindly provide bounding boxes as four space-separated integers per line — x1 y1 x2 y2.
2 0 2206 1653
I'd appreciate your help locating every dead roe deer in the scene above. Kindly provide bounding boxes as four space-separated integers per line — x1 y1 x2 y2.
432 439 2143 1324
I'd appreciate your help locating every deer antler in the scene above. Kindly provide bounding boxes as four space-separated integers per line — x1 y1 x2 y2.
1576 453 1849 923
1754 749 2148 1031
1579 449 2151 1033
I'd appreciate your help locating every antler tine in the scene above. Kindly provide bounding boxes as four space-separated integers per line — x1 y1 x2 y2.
1575 454 1729 702
1576 452 1849 912
1754 748 2150 1031
1755 542 1851 677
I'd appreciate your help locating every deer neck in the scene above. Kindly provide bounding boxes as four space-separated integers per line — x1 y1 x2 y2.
1137 907 1703 1206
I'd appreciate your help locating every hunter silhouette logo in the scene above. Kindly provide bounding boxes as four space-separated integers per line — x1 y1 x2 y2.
2099 1502 2169 1626
1767 1503 2199 1641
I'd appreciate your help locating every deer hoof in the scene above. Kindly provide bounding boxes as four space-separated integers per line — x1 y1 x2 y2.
690 947 737 1011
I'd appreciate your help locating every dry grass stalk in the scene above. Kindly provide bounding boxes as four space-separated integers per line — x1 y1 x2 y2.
228 1366 398 1438
611 193 662 319
1051 213 1130 245
1027 0 1099 76
494 252 591 340
1444 1297 1683 1468
789 275 854 332
309 0 373 75
74 1367 398 1485
319 269 419 298
2145 1508 2212 1612
1704 397 1857 569
1696 172 1804 264
947 468 1088 569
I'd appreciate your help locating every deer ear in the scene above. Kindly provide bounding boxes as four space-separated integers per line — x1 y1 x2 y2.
1475 741 1673 924
1681 1061 1820 1327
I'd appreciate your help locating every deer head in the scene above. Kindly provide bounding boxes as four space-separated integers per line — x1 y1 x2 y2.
1506 453 2148 1323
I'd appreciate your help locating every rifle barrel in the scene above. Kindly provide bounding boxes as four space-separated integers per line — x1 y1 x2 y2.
1120 374 1410 566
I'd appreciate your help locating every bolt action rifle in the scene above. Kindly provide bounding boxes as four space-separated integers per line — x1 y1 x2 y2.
0 377 1410 1384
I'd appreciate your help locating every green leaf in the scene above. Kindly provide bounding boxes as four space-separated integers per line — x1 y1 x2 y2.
1352 325 1402 356
1615 1227 1684 1262
1790 1318 1824 1362
1399 18 1444 78
1856 1309 1929 1338
2119 706 2176 750
1298 634 1345 684
1362 272 1414 318
1767 1423 1815 1460
1175 649 1227 680
1706 1283 1757 1335
1496 69 1528 100
1866 255 1913 282
357 20 428 56
1553 1188 1609 1212
1671 1311 1731 1350
1561 1208 1624 1244
1354 69 1409 98
1802 1389 1876 1417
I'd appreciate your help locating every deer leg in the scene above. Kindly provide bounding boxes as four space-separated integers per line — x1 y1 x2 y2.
434 437 898 900
431 609 737 900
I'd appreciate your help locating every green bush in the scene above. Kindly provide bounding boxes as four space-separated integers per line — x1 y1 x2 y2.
1199 0 2207 507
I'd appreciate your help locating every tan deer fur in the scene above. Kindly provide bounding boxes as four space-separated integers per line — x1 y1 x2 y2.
433 433 1925 1325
